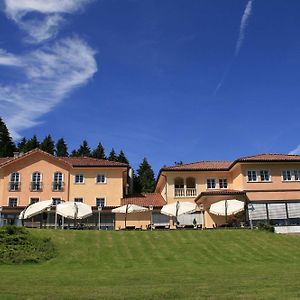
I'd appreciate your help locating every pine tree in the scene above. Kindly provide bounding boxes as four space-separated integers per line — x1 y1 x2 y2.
40 135 55 155
70 149 79 157
26 135 40 151
108 148 117 161
77 140 91 157
17 137 28 153
55 138 68 157
92 142 106 159
135 157 155 193
117 150 129 164
0 117 16 157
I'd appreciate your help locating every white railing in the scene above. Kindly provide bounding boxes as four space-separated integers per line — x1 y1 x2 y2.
174 188 196 197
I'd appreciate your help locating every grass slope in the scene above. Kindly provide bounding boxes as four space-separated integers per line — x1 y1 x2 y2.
0 229 300 299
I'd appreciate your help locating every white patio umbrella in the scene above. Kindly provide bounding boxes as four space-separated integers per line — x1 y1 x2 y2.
112 204 148 228
22 200 53 219
209 200 245 217
56 202 92 219
18 208 26 220
161 201 197 217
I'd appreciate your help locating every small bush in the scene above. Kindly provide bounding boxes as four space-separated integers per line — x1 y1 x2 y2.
0 226 56 264
256 223 275 233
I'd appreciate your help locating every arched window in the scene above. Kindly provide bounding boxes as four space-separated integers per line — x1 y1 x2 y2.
186 177 196 188
31 172 42 191
53 172 64 191
174 177 184 189
9 172 20 191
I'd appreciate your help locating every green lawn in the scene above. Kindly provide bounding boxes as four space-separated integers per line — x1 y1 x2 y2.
1 229 300 299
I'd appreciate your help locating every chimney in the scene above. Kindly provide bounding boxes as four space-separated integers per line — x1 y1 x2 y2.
13 152 19 158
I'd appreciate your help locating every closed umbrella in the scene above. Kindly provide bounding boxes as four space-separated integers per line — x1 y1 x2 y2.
112 204 148 228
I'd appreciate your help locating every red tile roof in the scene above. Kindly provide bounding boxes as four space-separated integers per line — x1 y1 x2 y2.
236 153 300 162
60 156 128 168
0 157 13 166
121 193 166 207
161 161 232 171
198 189 246 196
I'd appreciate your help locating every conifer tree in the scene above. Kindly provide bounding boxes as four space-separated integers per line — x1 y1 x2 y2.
40 135 55 155
117 150 129 164
70 149 80 157
92 142 106 159
0 117 16 157
17 137 28 153
77 140 91 157
26 135 40 151
135 157 155 193
55 138 68 157
108 148 117 161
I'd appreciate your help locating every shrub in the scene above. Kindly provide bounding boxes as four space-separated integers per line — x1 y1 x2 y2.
256 223 275 233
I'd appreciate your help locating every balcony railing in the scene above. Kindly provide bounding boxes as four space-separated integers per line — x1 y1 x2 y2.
52 182 64 192
8 182 21 191
30 182 43 192
174 188 197 197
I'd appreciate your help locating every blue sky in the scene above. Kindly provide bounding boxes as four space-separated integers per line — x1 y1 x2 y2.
0 0 300 174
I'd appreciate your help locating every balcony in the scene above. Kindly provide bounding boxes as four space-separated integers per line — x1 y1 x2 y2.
52 182 65 192
8 182 21 192
174 188 197 198
30 182 43 192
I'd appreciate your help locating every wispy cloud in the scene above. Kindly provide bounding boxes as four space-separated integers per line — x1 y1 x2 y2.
235 0 253 56
0 0 97 138
289 145 300 155
4 0 93 43
214 0 253 95
0 49 23 66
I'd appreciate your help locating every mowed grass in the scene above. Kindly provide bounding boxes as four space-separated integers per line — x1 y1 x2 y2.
1 229 300 299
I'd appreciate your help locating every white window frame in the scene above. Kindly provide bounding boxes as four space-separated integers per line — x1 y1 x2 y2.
219 178 228 189
9 172 21 191
247 170 257 182
206 178 216 189
8 197 18 207
96 173 107 184
74 174 85 184
259 170 271 182
282 170 292 181
96 197 106 207
29 197 40 204
294 170 300 181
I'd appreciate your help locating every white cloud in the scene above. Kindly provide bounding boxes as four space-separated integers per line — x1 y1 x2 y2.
0 37 97 139
289 145 300 155
4 0 94 43
235 0 253 56
0 49 23 66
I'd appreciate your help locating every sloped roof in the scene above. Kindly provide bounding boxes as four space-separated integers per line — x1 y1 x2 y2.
60 156 128 168
121 193 166 207
235 153 300 162
161 161 232 171
0 157 13 166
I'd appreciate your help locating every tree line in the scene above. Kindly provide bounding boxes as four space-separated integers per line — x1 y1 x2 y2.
0 117 155 194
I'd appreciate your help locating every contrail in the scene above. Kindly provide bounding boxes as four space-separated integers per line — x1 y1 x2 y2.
214 0 253 95
235 0 253 56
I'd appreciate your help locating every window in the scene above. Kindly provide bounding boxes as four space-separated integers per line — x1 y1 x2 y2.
30 198 39 204
53 172 64 191
8 198 17 207
75 174 84 184
52 198 61 205
174 177 184 189
294 170 300 181
219 179 228 189
260 170 270 182
207 179 216 189
9 172 20 191
282 170 292 181
247 170 257 182
74 198 83 203
96 198 105 207
31 172 42 191
96 174 106 184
